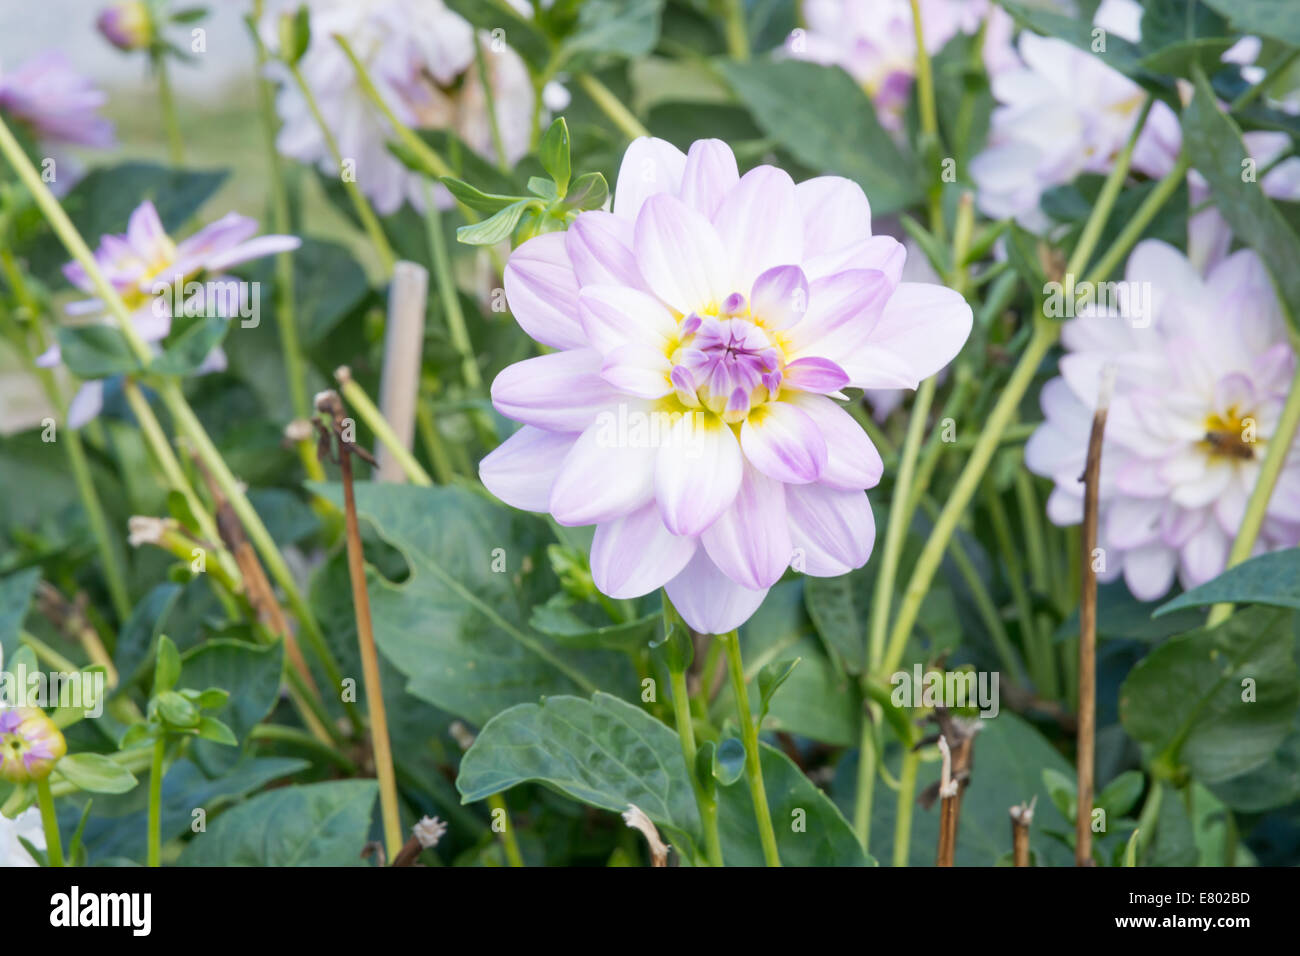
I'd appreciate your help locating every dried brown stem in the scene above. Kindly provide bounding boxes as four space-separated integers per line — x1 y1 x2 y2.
930 709 980 867
1076 367 1113 867
1010 797 1036 867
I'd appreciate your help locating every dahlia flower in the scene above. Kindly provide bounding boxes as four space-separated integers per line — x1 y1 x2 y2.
0 707 66 782
480 137 973 633
39 199 299 427
0 807 45 867
263 0 537 214
0 51 114 150
1025 241 1300 601
970 29 1181 228
97 1 154 52
783 0 1016 132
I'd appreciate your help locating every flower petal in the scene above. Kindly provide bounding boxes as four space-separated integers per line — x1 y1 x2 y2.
712 165 803 293
202 235 300 273
601 344 673 398
740 400 828 484
634 194 731 315
795 175 872 261
665 548 769 633
702 466 792 590
578 284 676 354
841 281 973 388
503 232 586 350
783 269 892 360
549 422 658 526
786 483 875 576
787 393 882 490
591 503 698 599
749 264 809 330
1122 544 1177 601
613 137 687 221
679 138 739 219
478 426 577 512
655 413 743 535
782 356 849 394
490 349 618 431
566 210 643 289
68 380 105 429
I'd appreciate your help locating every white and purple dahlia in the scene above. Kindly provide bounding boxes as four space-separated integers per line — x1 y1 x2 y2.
1025 240 1300 601
480 137 973 633
0 51 114 150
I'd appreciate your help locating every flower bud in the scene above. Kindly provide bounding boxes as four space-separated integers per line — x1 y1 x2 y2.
97 1 153 52
0 707 67 783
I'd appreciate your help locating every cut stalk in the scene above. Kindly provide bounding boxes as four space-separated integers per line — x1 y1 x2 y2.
720 630 781 866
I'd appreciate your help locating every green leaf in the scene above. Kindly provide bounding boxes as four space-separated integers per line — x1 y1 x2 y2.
1200 0 1300 47
54 753 138 794
151 314 230 376
1124 828 1141 866
1208 711 1300 811
1120 607 1300 784
756 657 800 728
437 176 525 214
712 737 745 786
559 0 665 68
455 199 538 246
308 483 636 725
1042 767 1077 823
995 1 1144 76
55 325 141 379
1138 38 1236 77
539 117 572 195
530 595 659 652
112 583 181 688
804 570 869 674
1182 68 1300 330
195 716 237 746
1096 770 1145 818
156 689 199 729
721 59 921 215
178 779 377 866
1155 548 1300 616
0 567 41 662
154 635 181 693
181 639 283 772
279 5 311 65
561 171 610 211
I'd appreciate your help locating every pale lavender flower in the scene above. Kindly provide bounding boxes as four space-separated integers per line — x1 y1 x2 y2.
263 0 536 215
0 51 114 150
0 707 66 783
0 807 45 867
97 1 154 52
1025 241 1300 601
39 200 299 427
783 0 1016 133
480 137 973 633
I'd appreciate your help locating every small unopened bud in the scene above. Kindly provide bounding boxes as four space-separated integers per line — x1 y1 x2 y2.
0 707 67 782
97 1 153 52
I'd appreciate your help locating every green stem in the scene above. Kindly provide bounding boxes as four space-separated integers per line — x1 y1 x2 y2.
909 0 939 141
868 376 935 670
287 62 396 275
35 777 64 866
416 397 457 484
251 722 358 773
984 477 1045 686
62 428 133 620
154 53 185 165
720 0 750 60
669 666 723 866
423 184 483 392
577 74 650 140
146 737 165 867
1086 154 1192 282
488 793 525 867
852 707 877 848
892 745 920 867
472 38 510 173
721 630 781 866
1207 361 1300 626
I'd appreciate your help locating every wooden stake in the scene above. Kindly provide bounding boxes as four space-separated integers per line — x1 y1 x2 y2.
376 261 428 483
1076 365 1115 867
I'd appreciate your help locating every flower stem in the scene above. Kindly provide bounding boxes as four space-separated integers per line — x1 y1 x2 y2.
335 366 433 486
892 745 921 867
153 52 185 165
720 630 781 866
488 793 525 866
1085 154 1191 283
720 0 750 61
668 665 724 866
577 74 650 140
35 777 64 866
909 0 939 142
422 183 484 392
286 61 396 275
147 737 165 867
472 38 510 173
1208 360 1300 626
852 706 877 847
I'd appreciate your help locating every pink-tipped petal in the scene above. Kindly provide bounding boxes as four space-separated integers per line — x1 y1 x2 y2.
566 210 643 289
655 414 743 535
503 232 586 350
784 269 892 360
591 504 697 599
740 400 828 484
842 281 973 388
795 176 872 261
712 165 803 294
701 466 792 590
67 380 105 429
478 426 577 512
749 264 809 330
786 483 875 576
491 349 618 431
202 235 301 273
665 548 769 634
578 284 676 354
600 344 673 398
788 393 883 490
782 356 850 394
